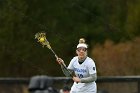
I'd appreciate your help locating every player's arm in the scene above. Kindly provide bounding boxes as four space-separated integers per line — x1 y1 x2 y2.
57 58 73 77
79 59 97 83
60 65 73 77
80 73 97 83
72 73 97 83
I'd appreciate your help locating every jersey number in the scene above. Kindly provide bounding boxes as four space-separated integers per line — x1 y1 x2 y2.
78 74 83 78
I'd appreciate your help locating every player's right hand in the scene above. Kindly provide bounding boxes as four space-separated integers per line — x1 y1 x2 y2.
56 58 64 65
72 76 81 83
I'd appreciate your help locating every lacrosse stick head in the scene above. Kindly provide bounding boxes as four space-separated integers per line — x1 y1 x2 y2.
35 32 51 49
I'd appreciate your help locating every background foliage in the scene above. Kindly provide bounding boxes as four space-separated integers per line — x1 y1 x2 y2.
0 0 140 77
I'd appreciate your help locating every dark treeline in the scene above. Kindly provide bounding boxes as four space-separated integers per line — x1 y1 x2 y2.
0 0 140 77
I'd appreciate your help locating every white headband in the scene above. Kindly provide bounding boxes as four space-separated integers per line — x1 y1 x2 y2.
77 43 87 48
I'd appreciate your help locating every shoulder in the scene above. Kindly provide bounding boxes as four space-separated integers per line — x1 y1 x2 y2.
69 56 78 64
86 57 95 62
71 56 78 62
85 57 95 65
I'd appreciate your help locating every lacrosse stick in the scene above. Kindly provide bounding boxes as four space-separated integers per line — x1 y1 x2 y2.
35 32 73 77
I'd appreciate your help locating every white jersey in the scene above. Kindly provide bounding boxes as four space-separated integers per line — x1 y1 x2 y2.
67 56 97 93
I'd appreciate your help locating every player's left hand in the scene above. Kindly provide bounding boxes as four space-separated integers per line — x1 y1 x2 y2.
72 77 81 83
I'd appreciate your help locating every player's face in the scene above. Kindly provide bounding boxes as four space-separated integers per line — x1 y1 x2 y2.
76 47 87 60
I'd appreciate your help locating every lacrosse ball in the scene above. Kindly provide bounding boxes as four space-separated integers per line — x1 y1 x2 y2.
39 38 45 42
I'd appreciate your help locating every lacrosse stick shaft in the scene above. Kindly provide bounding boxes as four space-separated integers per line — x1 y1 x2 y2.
49 47 73 77
35 32 73 77
49 48 59 59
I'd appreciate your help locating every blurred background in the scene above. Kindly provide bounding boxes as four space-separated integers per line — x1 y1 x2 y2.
0 0 140 93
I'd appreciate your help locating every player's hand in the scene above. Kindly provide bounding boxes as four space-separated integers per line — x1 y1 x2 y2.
56 58 64 65
72 76 81 83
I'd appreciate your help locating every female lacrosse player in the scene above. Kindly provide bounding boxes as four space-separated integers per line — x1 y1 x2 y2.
57 38 97 93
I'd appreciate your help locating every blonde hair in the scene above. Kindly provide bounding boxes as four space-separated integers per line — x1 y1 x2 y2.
77 38 88 48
